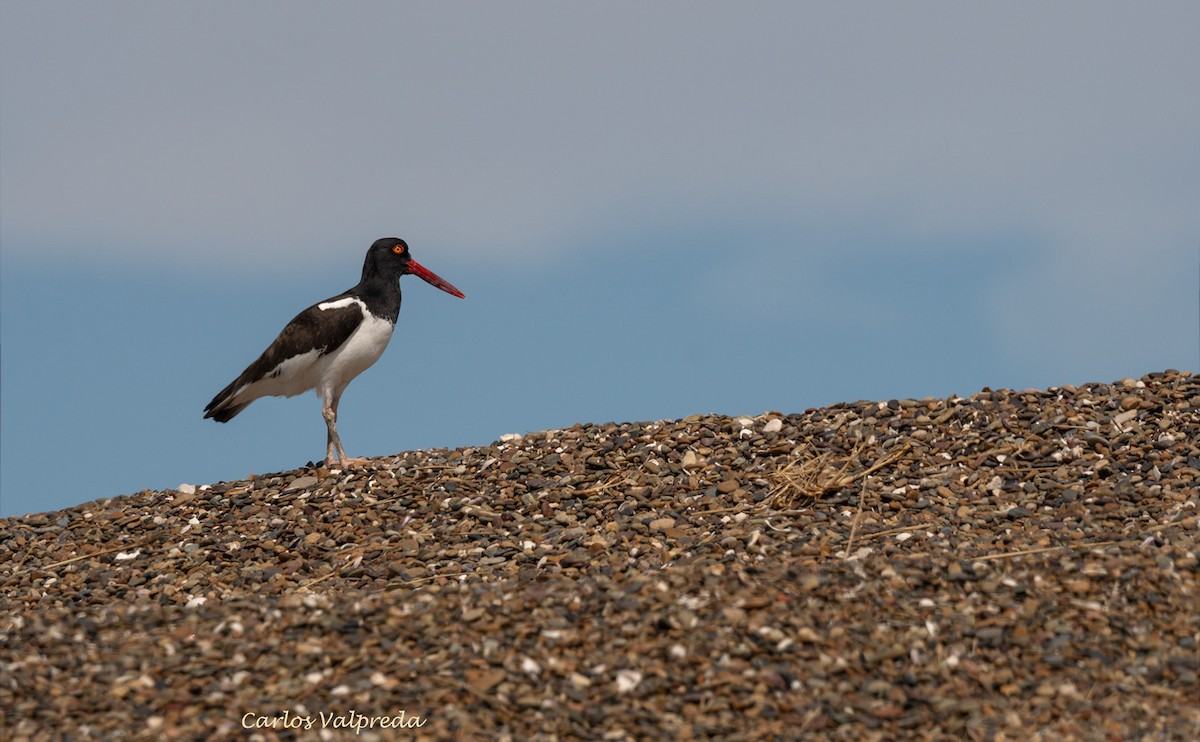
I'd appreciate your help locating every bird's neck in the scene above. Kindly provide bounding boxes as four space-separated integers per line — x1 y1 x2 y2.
353 271 402 322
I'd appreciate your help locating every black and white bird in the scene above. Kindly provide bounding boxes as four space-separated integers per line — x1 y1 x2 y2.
204 237 464 466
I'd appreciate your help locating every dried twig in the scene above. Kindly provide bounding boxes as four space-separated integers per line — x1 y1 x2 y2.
858 523 930 541
973 540 1117 562
298 565 445 593
842 492 866 561
574 476 629 496
10 540 150 579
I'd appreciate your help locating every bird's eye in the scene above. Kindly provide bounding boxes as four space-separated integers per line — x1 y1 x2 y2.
392 245 404 255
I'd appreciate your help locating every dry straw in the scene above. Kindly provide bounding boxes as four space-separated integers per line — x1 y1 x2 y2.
763 441 910 510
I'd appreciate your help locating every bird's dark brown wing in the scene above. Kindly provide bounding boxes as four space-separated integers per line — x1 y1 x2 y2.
203 295 364 421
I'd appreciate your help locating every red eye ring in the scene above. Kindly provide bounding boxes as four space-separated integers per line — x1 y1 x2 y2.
392 245 404 254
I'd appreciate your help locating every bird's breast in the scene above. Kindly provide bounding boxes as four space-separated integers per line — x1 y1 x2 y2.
319 309 393 384
318 311 396 393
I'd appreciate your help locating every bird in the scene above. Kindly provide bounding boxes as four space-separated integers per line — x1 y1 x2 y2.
204 237 464 467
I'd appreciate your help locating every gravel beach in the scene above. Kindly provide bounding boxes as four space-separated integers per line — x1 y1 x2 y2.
2 370 1197 740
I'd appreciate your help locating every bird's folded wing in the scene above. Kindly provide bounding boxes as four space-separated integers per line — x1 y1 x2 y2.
235 296 365 387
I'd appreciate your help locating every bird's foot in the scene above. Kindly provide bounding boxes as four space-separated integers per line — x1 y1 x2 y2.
327 456 370 469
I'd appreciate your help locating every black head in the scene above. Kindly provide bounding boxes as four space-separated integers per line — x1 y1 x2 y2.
366 237 412 272
363 237 465 298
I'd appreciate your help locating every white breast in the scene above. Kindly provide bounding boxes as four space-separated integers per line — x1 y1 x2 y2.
316 308 395 399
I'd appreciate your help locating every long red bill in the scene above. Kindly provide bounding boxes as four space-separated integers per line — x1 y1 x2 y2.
406 259 465 299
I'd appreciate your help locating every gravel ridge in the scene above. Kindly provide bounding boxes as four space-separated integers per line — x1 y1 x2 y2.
2 370 1197 740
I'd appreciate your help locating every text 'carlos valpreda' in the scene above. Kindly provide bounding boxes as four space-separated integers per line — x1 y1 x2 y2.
242 709 427 733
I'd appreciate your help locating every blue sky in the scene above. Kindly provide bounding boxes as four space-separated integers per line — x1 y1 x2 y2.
2 2 1197 517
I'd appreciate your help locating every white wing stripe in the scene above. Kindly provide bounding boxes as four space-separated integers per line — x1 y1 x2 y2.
318 297 366 312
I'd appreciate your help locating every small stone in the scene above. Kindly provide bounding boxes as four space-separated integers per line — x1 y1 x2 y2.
286 475 319 491
796 627 823 643
466 669 506 691
614 669 642 693
520 657 541 676
1067 579 1091 594
1112 409 1138 426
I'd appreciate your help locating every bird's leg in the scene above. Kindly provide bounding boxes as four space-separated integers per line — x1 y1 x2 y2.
323 393 367 468
322 395 342 466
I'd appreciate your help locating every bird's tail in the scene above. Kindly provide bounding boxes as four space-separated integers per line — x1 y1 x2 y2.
204 380 252 423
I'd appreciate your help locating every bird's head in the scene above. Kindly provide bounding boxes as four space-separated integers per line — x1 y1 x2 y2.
368 237 465 298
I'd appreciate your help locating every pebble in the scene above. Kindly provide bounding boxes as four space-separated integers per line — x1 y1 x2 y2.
1 369 1196 739
285 475 319 491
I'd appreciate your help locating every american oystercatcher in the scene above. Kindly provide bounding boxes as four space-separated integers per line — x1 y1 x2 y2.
204 237 464 466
